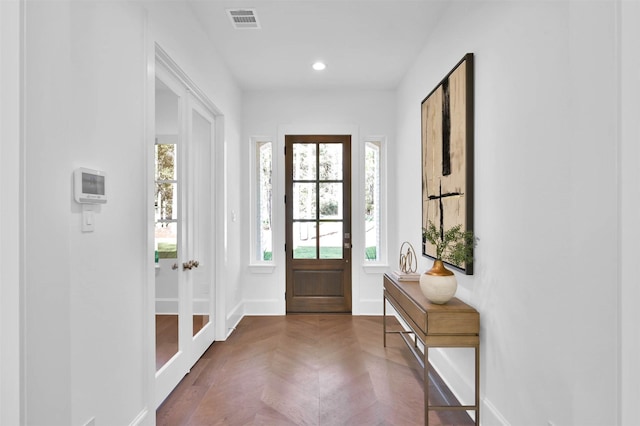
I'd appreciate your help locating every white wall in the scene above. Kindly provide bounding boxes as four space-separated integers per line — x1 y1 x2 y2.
619 0 640 423
241 90 396 315
22 1 242 425
0 0 22 424
396 1 621 424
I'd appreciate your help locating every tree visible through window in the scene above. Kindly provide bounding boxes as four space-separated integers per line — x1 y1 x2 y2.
155 140 178 259
365 141 380 261
257 141 273 261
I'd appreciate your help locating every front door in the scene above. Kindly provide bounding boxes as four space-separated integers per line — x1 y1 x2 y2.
285 135 352 313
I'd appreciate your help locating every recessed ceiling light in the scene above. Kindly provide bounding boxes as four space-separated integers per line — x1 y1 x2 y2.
312 62 326 71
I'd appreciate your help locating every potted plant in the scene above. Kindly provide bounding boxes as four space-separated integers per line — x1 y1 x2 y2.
420 221 475 304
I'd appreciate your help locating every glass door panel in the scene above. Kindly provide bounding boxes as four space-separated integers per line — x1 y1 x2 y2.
154 77 180 373
319 143 342 180
292 143 316 180
319 222 343 259
292 183 316 219
319 182 342 219
292 221 317 259
189 106 212 338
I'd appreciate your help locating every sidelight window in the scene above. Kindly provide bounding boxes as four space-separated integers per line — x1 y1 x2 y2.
251 137 273 263
364 138 385 263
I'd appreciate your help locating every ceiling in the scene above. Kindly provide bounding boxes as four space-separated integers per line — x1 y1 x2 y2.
187 0 449 91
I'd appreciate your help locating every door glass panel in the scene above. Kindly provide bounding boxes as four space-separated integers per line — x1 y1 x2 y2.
155 182 177 221
154 77 180 371
190 108 212 337
320 222 343 259
319 182 342 219
319 143 342 180
293 221 317 259
293 143 316 180
155 222 177 259
293 182 316 220
155 143 177 180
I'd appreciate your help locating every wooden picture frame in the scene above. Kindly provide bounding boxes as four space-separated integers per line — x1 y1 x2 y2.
421 53 474 274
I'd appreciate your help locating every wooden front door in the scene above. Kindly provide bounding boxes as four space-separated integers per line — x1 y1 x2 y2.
285 135 352 313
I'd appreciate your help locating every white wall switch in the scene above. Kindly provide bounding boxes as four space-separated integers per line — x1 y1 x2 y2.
82 209 95 232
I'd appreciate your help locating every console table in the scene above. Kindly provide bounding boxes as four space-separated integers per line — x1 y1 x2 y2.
383 273 480 425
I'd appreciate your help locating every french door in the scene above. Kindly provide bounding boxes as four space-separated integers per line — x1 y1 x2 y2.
153 60 216 407
285 135 352 313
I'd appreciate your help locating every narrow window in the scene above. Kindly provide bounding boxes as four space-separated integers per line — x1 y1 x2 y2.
365 140 381 262
255 140 273 262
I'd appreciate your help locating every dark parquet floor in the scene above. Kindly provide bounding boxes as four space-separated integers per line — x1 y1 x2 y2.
157 315 474 425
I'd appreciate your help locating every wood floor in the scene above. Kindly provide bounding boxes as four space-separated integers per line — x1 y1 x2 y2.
157 315 474 425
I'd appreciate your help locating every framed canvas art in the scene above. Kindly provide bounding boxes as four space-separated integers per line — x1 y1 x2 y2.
421 53 474 274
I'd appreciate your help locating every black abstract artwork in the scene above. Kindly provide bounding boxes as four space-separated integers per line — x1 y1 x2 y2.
421 53 474 274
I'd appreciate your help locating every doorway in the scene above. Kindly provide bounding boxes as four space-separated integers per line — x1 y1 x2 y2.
285 135 352 313
153 51 217 407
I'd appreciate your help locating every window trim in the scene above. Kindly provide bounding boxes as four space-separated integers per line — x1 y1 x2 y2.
249 136 276 272
362 135 388 272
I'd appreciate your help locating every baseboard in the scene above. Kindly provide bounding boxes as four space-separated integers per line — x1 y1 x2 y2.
429 349 475 405
356 298 384 315
429 348 509 426
243 298 284 315
128 407 149 426
387 305 508 425
224 300 244 339
482 397 510 425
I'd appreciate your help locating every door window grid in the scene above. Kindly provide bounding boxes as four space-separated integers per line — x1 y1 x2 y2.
292 142 344 259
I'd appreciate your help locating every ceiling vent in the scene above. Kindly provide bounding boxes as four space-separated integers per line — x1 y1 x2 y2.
226 9 261 29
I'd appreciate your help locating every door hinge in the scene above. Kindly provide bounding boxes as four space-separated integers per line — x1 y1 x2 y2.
284 194 286 204
284 146 287 156
284 244 287 253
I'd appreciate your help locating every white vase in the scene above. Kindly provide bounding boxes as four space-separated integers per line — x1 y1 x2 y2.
419 259 457 304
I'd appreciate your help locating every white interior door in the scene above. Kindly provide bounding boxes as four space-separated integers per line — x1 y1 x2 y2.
153 62 216 407
185 94 216 367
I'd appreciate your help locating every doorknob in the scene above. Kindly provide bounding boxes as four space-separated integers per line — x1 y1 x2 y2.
182 260 200 271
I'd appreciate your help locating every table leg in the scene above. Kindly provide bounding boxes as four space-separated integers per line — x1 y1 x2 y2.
424 345 429 426
383 296 387 347
475 344 480 425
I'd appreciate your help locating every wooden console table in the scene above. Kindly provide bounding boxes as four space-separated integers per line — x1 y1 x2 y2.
383 273 480 425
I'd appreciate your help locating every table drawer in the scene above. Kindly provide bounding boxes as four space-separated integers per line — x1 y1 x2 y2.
384 276 427 335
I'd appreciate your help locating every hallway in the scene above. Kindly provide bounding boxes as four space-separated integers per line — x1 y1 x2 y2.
157 315 474 425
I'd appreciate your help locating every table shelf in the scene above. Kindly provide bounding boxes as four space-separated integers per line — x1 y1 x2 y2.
383 273 480 425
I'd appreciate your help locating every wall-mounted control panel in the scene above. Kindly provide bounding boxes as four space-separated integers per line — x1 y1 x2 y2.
74 167 107 204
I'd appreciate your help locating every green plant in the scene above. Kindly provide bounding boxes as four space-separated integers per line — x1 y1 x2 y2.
422 221 475 267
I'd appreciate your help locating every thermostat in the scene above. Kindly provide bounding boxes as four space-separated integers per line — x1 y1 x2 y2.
74 167 107 204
